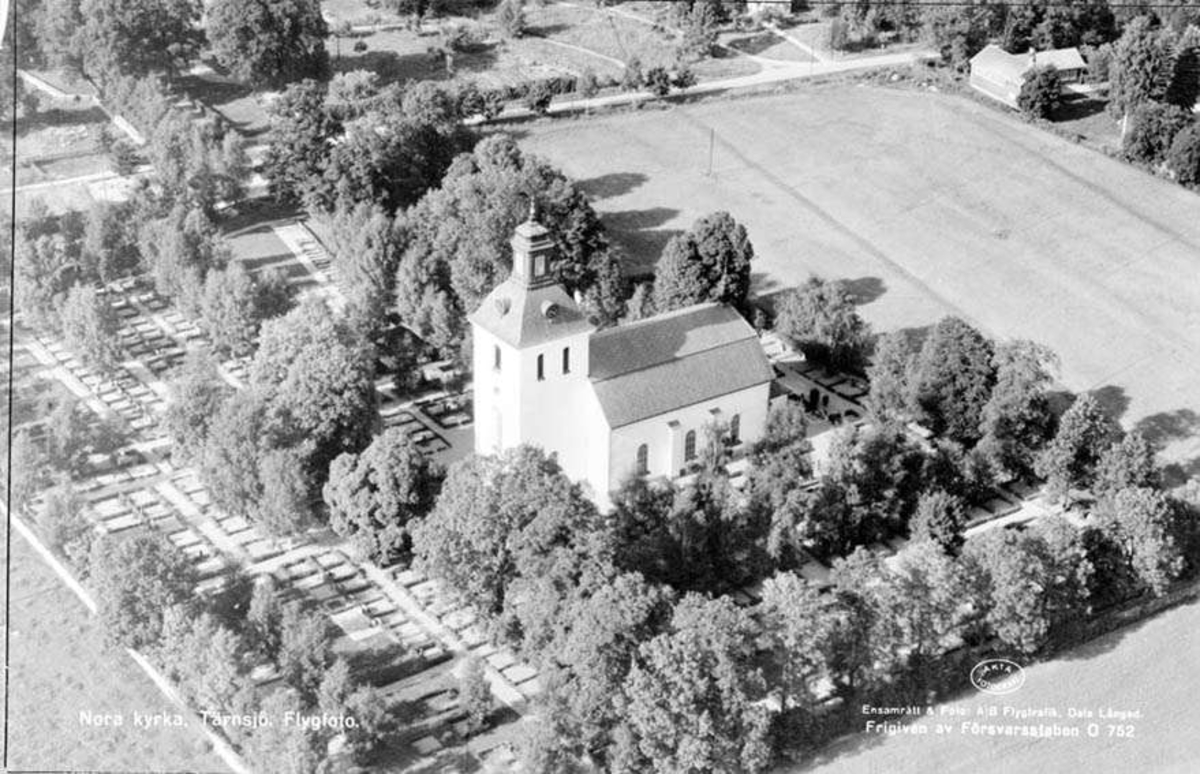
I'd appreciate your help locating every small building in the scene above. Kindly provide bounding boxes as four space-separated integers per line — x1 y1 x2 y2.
470 207 774 511
969 44 1087 108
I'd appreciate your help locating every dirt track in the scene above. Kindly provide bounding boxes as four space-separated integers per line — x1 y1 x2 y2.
518 86 1200 471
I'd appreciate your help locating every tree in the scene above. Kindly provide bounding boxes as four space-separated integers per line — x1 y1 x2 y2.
888 541 970 674
1093 486 1185 595
820 423 926 548
89 532 197 649
250 299 377 478
201 261 272 359
865 330 917 422
1122 101 1193 164
8 430 47 513
1096 430 1160 498
976 340 1058 481
910 316 996 444
60 283 123 373
395 134 614 353
760 571 835 711
43 395 127 477
412 445 601 618
37 481 96 574
242 689 323 774
1167 122 1200 185
207 0 330 89
909 489 967 554
1109 17 1179 133
1018 65 1062 119
497 0 527 38
458 656 494 733
343 686 395 764
263 80 338 205
257 444 319 537
653 211 754 317
248 575 285 661
317 199 403 327
77 0 202 81
82 201 141 283
1036 393 1122 502
278 603 333 704
774 275 872 372
138 205 231 312
621 594 772 774
644 66 672 96
163 349 232 465
323 429 440 565
158 608 251 717
201 390 273 518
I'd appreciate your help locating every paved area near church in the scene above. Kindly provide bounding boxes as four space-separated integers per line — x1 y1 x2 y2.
518 85 1200 474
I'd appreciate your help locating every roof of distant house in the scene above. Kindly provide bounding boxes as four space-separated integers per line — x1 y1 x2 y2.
970 44 1086 79
588 303 774 427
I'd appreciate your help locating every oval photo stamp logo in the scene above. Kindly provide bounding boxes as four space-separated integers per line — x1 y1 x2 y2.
970 659 1026 696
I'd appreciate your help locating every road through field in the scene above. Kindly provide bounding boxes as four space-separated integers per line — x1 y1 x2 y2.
787 594 1200 774
517 86 1200 470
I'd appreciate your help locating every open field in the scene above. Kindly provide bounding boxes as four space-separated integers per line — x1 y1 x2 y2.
516 85 1200 472
792 594 1200 774
3 533 226 773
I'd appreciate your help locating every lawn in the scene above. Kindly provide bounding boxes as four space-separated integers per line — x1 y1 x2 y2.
3 532 226 773
515 85 1200 472
8 100 113 187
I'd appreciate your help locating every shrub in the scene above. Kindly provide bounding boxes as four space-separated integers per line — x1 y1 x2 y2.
482 89 506 119
109 139 140 176
673 66 698 90
621 56 644 91
829 17 850 51
1167 122 1200 185
497 0 526 38
645 66 672 96
1124 103 1194 165
523 81 553 114
1084 43 1113 84
578 68 600 99
458 656 494 734
1017 65 1062 120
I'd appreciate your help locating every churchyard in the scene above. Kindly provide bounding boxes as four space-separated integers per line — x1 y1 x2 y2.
517 84 1200 474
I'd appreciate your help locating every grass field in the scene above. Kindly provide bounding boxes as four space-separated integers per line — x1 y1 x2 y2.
792 594 1200 774
3 533 226 773
515 85 1200 473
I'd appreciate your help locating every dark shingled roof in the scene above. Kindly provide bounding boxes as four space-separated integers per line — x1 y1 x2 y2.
468 277 595 348
588 304 773 427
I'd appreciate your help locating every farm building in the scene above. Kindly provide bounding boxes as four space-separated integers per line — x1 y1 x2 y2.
969 45 1087 108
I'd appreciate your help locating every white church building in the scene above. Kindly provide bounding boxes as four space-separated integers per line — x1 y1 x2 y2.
469 209 775 510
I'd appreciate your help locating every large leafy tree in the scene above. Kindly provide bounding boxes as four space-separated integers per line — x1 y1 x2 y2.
395 134 617 352
77 0 202 81
316 199 404 327
412 445 601 618
250 299 377 478
89 532 198 650
1035 392 1122 502
263 80 339 205
1095 430 1160 498
138 205 231 314
163 349 232 465
865 329 918 422
760 571 836 711
207 0 330 89
201 389 275 518
620 594 772 774
976 340 1057 481
910 316 997 444
59 283 124 374
1093 486 1185 595
323 429 440 565
82 201 142 283
1109 16 1179 131
909 489 967 554
1168 122 1200 185
652 211 754 317
773 275 872 372
200 261 277 359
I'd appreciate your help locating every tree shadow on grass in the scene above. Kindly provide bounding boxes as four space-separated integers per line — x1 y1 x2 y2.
1053 95 1108 123
1134 408 1200 449
1088 384 1131 423
841 276 886 306
577 171 648 200
601 207 681 276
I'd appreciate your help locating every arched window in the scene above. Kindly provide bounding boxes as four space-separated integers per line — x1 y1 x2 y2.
729 414 741 444
493 344 502 371
684 430 697 461
562 346 571 374
536 353 545 381
636 444 649 475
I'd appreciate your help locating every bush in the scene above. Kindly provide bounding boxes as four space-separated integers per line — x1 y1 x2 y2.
1167 122 1200 185
578 68 600 99
621 57 644 91
1017 65 1062 120
497 0 526 38
1124 103 1194 165
458 656 494 734
673 66 697 90
829 18 850 51
1084 43 1113 84
645 66 672 96
523 81 553 114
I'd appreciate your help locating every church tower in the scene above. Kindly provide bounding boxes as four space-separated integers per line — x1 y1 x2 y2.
468 204 597 478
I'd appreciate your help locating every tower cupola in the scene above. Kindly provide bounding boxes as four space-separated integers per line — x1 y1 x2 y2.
510 200 557 289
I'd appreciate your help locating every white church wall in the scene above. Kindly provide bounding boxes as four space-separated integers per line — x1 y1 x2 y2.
606 381 770 493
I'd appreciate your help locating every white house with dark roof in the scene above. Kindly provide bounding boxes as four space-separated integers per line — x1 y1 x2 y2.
469 210 774 510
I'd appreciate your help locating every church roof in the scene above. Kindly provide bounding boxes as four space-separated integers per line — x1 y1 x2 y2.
589 303 773 428
468 276 595 348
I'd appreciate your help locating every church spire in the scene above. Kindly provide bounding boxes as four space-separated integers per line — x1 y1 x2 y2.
511 199 556 289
